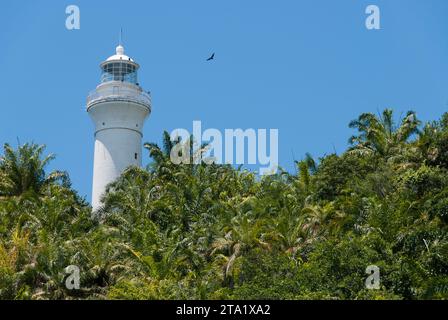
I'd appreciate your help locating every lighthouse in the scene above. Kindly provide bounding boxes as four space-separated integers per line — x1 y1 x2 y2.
87 44 151 210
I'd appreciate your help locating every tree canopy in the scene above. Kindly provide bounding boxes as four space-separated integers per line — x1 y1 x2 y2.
0 109 447 300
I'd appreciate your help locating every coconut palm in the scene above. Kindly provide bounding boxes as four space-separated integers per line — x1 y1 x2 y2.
348 109 420 158
0 143 68 197
210 214 269 287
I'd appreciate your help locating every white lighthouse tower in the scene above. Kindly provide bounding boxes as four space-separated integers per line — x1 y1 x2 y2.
87 44 151 210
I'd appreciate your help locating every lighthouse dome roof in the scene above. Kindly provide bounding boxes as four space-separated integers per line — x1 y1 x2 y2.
106 45 135 62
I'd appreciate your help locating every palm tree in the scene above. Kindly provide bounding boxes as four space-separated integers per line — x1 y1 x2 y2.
0 143 68 197
295 153 316 193
270 210 304 256
348 109 420 158
144 131 172 168
210 214 269 287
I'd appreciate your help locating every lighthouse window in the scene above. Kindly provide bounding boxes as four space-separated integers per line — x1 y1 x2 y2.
101 62 138 84
134 153 138 160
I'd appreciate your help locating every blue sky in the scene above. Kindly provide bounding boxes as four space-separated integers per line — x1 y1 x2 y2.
1 0 448 201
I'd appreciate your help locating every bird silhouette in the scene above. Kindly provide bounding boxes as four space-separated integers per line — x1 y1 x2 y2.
206 53 215 61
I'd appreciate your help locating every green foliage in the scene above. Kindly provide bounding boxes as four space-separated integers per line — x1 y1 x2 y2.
0 110 447 300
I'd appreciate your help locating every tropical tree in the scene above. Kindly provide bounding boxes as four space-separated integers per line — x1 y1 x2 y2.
1 110 447 300
0 143 68 197
348 109 420 158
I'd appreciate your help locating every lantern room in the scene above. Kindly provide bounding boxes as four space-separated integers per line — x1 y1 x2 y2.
100 45 139 85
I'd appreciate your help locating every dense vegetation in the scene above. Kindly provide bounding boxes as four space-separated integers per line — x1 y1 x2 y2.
0 109 447 300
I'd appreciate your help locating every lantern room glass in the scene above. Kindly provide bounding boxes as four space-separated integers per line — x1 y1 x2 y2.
101 62 138 84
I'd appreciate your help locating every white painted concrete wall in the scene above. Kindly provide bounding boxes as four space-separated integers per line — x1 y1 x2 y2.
88 85 150 210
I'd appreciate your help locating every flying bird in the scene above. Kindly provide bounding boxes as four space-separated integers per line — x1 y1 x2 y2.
206 53 215 61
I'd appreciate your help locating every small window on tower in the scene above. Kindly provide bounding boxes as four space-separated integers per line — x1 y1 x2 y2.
134 153 138 160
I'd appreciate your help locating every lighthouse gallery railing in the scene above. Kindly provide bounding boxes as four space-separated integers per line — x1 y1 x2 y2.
87 86 151 108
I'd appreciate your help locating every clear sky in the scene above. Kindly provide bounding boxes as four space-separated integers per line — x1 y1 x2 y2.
1 0 448 202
